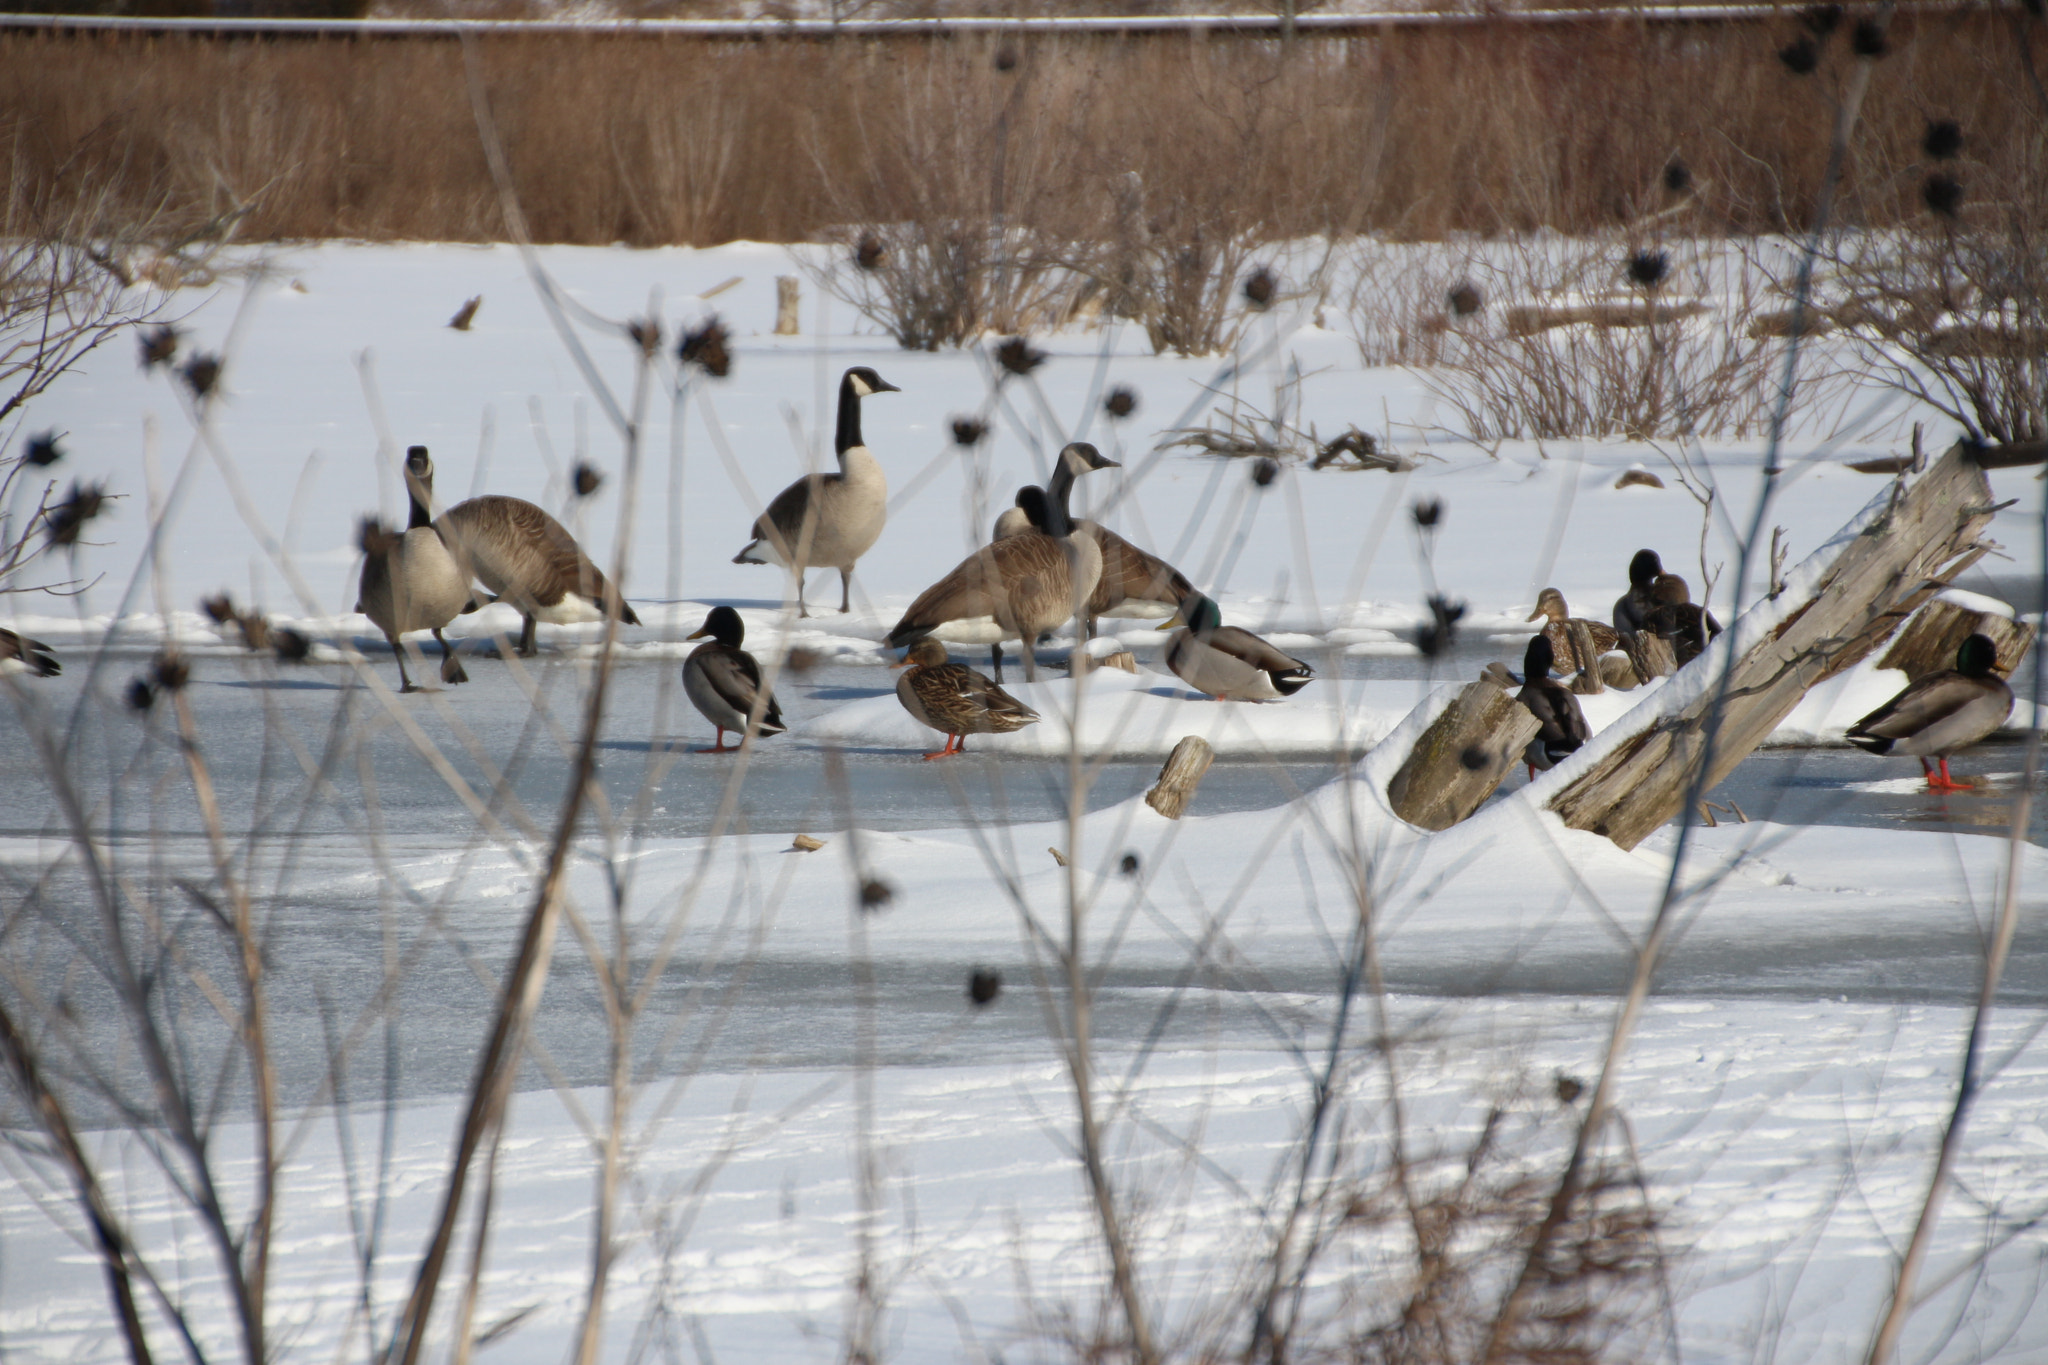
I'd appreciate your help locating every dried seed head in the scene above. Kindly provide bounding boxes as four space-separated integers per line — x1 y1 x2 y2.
1555 1072 1585 1104
1778 35 1820 74
45 480 108 547
126 678 156 712
1922 174 1964 217
854 234 886 272
994 336 1046 377
237 612 272 651
1251 456 1281 488
139 323 180 370
627 316 663 357
1412 594 1467 660
25 430 64 467
571 462 604 498
201 593 237 625
678 317 731 378
1923 118 1963 161
1663 158 1692 195
1799 3 1842 36
1242 266 1277 310
951 416 989 447
1104 385 1139 419
1447 281 1484 317
1460 744 1490 771
1850 17 1887 56
1410 496 1444 530
151 651 189 693
358 516 397 558
968 968 1002 1005
993 44 1018 72
272 627 312 663
1626 249 1670 289
1119 851 1140 877
177 352 222 400
858 877 894 911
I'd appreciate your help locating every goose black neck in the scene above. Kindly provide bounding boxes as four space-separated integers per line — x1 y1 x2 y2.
406 481 434 529
835 373 864 456
1042 475 1077 536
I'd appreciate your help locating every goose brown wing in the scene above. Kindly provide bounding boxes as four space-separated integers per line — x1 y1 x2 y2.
888 536 1071 646
754 472 838 551
1088 526 1192 615
440 496 637 622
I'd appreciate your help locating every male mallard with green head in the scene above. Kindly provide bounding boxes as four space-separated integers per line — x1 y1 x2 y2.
1162 593 1313 701
683 606 786 753
1846 633 2013 792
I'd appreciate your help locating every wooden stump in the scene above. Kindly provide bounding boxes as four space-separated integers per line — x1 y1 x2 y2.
1566 620 1606 694
1547 441 2000 850
775 276 800 336
1385 678 1543 831
1621 630 1675 684
1878 597 2035 681
1145 736 1215 820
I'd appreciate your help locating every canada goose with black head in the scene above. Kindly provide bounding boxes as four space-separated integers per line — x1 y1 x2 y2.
435 492 639 658
733 365 899 616
683 605 786 754
994 443 1189 638
355 445 474 692
1846 633 2013 791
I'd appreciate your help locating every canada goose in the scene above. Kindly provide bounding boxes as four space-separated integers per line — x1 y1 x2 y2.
683 605 786 754
1641 573 1721 667
888 467 1108 684
1846 633 2013 791
993 444 1188 638
1515 635 1591 780
1162 592 1313 701
892 636 1040 760
733 365 900 616
0 628 59 677
355 445 474 693
1612 549 1664 633
1526 588 1621 676
435 494 639 658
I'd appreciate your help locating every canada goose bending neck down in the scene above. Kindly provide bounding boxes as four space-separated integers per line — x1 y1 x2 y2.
733 365 899 616
435 494 639 658
683 605 786 754
1162 592 1313 701
1515 634 1590 781
889 444 1110 683
355 445 474 693
1846 633 2013 791
994 443 1188 639
0 628 60 678
893 637 1040 759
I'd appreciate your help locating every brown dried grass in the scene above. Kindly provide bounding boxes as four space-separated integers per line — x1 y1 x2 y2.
1 13 2039 248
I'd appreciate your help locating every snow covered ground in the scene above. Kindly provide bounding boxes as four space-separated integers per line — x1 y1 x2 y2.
3 240 2046 1362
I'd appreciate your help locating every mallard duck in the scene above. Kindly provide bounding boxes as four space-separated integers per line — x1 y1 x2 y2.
732 365 899 616
0 628 59 677
888 458 1108 684
436 493 639 657
1846 633 2013 791
1162 592 1313 701
356 446 475 693
1526 588 1621 676
993 445 1188 638
1515 634 1591 780
1641 573 1721 667
683 605 786 753
893 637 1040 760
1611 549 1663 633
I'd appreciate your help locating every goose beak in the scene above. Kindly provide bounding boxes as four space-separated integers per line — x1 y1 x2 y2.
873 376 902 394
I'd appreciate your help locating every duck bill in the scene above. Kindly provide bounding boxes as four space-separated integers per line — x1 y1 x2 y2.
1162 613 1186 631
1526 607 1545 622
686 627 711 640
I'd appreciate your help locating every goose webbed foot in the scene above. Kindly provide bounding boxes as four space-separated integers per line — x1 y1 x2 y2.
436 630 468 686
839 569 852 614
517 615 538 658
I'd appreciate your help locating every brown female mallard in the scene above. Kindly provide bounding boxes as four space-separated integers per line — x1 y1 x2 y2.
893 637 1040 760
1526 588 1620 676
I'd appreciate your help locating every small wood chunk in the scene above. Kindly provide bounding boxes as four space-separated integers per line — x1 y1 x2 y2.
1621 630 1676 684
1847 455 1916 475
1878 597 2034 681
1145 736 1215 820
1101 649 1138 674
1965 440 2048 470
791 833 825 852
1048 847 1068 867
1385 678 1543 831
448 295 482 331
1614 468 1665 490
1566 620 1606 694
775 276 800 336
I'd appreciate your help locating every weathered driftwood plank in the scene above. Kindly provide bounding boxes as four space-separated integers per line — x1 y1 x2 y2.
1878 597 2035 681
1620 630 1675 684
775 276 800 335
1547 442 2000 850
1386 678 1543 831
1566 620 1606 695
1146 735 1215 820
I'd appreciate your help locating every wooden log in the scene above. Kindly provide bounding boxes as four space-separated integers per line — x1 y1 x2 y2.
1546 441 1999 850
1504 299 1709 336
1620 629 1675 684
1877 596 2035 681
1566 620 1606 695
1145 736 1215 820
1385 678 1543 832
775 276 800 335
